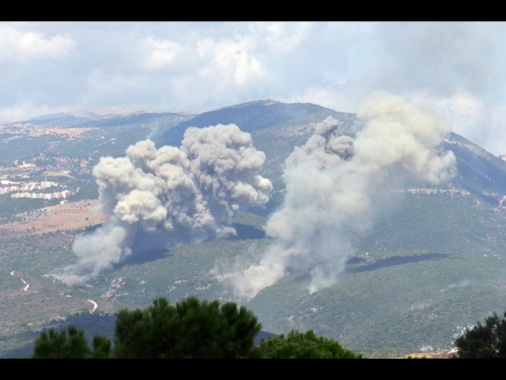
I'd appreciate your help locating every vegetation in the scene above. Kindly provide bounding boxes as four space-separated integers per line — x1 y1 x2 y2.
453 312 506 358
32 296 261 359
256 330 362 359
33 325 111 359
31 296 362 359
6 102 506 358
113 296 261 359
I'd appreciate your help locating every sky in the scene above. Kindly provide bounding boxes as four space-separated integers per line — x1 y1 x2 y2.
2 21 506 155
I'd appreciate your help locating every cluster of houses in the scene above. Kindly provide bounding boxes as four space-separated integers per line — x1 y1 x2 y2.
0 179 77 200
10 189 75 200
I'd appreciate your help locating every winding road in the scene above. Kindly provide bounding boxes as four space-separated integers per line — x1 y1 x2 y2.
87 299 97 313
11 270 98 311
10 270 29 291
20 279 29 291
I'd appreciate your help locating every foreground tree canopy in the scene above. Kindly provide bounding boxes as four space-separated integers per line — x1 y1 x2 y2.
32 295 362 359
33 325 111 359
256 330 363 359
453 311 506 359
113 296 261 358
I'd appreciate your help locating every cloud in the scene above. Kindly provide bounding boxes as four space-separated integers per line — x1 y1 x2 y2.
140 36 183 71
368 23 506 99
196 36 267 87
0 23 75 62
1 22 506 154
257 22 312 53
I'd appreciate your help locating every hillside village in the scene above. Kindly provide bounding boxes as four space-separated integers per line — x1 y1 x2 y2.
3 102 506 358
0 178 76 201
0 161 78 201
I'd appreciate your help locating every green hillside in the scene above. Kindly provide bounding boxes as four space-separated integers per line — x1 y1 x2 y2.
2 100 506 358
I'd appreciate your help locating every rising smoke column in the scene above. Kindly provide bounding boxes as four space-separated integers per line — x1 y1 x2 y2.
55 123 272 285
219 92 457 299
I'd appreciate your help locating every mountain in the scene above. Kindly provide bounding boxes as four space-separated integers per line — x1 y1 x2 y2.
2 99 506 358
442 133 506 204
158 99 351 147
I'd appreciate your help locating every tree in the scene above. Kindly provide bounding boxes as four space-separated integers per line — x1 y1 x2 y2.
255 330 362 359
112 296 262 358
33 325 91 359
90 335 113 358
33 324 113 359
453 312 506 358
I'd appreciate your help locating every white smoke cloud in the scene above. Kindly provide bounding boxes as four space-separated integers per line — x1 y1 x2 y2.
55 124 272 285
217 92 456 299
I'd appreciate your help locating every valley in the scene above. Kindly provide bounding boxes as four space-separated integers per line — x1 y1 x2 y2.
2 100 506 358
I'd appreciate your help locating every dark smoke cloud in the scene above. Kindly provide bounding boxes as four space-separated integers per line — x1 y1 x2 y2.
217 92 456 299
55 124 272 285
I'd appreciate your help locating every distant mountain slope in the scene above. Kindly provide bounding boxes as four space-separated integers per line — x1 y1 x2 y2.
26 111 192 129
158 99 350 147
4 100 506 358
0 111 194 164
443 132 506 204
3 100 506 207
157 100 506 209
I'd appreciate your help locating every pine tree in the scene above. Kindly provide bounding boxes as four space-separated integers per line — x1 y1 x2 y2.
33 325 91 359
454 312 506 358
256 330 362 359
112 296 261 359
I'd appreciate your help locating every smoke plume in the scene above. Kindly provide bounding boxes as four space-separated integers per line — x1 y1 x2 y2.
218 92 456 299
55 123 272 285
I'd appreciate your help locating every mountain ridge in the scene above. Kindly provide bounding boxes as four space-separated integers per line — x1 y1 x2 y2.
2 99 506 357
